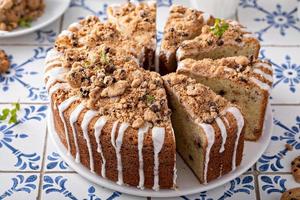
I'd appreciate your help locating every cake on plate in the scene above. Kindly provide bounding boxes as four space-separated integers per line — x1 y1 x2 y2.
163 73 244 183
159 5 214 74
107 1 156 70
45 1 270 191
177 56 272 140
0 0 45 31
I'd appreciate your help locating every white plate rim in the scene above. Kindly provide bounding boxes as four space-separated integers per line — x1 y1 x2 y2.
47 104 273 198
0 0 71 38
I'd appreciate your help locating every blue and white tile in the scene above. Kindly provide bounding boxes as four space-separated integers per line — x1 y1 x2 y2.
44 136 73 172
41 173 147 200
259 47 300 104
238 0 300 45
0 19 61 45
257 105 300 173
0 46 51 103
0 173 40 200
153 175 256 200
259 174 299 200
0 104 47 171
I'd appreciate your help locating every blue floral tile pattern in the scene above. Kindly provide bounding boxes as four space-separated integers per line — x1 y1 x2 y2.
259 175 299 200
257 106 300 173
41 173 146 200
0 46 51 103
0 173 40 200
0 104 47 171
238 0 300 45
0 0 299 199
258 47 300 104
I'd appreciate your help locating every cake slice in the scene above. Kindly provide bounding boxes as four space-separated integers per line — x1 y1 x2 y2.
163 73 245 183
159 5 214 74
107 1 156 70
176 19 260 62
177 56 273 140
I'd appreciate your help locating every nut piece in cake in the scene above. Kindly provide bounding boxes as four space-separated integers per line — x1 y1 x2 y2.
177 56 273 141
291 156 300 183
176 19 260 63
0 0 45 31
0 49 10 73
163 73 245 183
159 5 214 74
107 2 156 70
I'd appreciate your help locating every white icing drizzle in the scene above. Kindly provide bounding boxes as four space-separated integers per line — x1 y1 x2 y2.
44 66 68 81
215 117 227 153
45 68 68 90
59 30 73 38
223 117 230 127
58 96 79 154
81 110 98 173
226 107 244 170
111 121 129 185
45 60 63 71
254 62 272 71
137 124 150 189
45 49 62 64
152 127 165 191
199 123 215 184
177 61 185 71
253 68 273 82
250 77 271 91
48 82 70 99
94 117 108 178
69 103 85 163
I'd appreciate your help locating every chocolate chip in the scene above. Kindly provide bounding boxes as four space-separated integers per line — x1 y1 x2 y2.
150 104 160 112
235 37 242 43
297 164 300 168
189 154 193 161
80 88 89 98
294 169 298 172
169 27 175 32
219 90 226 96
292 161 295 165
105 65 115 74
216 39 224 46
206 39 213 46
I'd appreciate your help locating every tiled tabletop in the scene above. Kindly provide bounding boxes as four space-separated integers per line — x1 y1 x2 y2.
0 0 300 199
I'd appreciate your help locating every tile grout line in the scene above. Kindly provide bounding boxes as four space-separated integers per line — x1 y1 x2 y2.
253 170 261 200
36 122 49 200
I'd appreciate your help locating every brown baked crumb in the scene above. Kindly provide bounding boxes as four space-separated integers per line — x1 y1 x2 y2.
0 49 10 73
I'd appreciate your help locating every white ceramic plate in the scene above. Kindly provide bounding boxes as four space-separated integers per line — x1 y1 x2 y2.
48 104 273 198
0 0 70 38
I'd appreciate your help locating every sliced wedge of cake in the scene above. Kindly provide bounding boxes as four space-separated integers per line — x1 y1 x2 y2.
107 1 156 70
176 20 260 62
177 56 273 140
159 5 214 74
163 73 245 183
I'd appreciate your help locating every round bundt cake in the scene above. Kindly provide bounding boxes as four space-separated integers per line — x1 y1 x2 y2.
45 2 272 191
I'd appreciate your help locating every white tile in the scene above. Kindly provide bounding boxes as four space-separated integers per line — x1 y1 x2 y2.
153 175 256 200
258 47 300 104
0 104 47 171
257 105 300 173
0 46 51 103
0 173 40 200
259 174 298 200
238 0 300 45
44 135 73 172
0 19 61 45
41 173 147 200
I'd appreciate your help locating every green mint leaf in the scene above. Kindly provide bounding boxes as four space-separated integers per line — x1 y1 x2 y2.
100 50 109 65
146 95 155 104
210 18 229 37
18 18 31 28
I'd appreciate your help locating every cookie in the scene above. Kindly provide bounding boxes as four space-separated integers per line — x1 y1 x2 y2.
281 187 300 200
291 156 300 183
0 49 10 73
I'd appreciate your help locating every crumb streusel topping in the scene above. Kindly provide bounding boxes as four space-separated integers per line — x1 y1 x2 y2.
163 73 230 124
0 49 10 73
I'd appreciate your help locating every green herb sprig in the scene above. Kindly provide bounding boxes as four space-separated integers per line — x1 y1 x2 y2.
146 95 155 104
210 18 229 37
100 50 110 65
0 102 21 124
18 18 31 28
